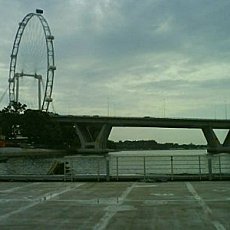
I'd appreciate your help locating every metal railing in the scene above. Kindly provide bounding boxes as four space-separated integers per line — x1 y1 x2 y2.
109 155 207 180
0 153 229 181
64 153 230 181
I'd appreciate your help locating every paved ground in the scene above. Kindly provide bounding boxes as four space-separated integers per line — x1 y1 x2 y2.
0 181 229 229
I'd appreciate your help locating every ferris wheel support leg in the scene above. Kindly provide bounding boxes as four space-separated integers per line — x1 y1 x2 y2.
16 76 19 103
38 78 42 110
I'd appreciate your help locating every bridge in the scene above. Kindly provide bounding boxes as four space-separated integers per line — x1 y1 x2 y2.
53 115 230 154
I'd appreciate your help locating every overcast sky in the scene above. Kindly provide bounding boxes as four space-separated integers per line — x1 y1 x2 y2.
0 0 229 144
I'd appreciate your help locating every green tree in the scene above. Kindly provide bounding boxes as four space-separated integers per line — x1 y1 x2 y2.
2 102 27 114
0 102 27 139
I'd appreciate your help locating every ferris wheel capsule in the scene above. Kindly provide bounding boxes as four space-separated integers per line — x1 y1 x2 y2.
45 96 53 102
49 65 56 71
46 35 54 40
36 9 43 14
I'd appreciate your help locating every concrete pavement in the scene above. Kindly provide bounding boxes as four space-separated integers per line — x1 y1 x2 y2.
0 181 229 229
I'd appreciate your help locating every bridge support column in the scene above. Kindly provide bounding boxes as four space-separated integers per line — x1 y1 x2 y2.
202 127 230 154
74 124 112 152
223 130 230 146
202 127 221 148
207 156 213 180
106 155 110 181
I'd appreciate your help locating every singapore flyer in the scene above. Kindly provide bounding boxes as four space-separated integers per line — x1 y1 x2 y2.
8 9 56 112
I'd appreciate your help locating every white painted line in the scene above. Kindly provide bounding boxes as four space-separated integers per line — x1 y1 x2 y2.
119 182 136 202
151 193 174 196
93 182 137 230
212 221 227 230
41 198 119 205
185 182 226 230
0 182 43 193
93 208 117 230
134 184 158 188
0 183 85 221
185 182 212 215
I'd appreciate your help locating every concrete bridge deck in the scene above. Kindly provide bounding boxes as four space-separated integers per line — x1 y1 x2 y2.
0 181 229 229
55 115 230 129
53 115 230 154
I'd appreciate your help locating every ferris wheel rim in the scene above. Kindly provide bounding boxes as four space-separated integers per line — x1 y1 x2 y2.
8 11 56 112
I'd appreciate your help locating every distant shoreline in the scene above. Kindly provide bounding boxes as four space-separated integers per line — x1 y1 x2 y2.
108 140 206 151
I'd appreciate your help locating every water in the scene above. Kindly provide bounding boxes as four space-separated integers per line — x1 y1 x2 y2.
110 149 207 156
109 150 208 176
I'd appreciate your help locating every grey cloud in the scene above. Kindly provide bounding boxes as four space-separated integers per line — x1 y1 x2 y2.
0 0 230 141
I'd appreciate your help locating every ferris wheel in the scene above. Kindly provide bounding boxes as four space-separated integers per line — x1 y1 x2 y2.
8 9 56 111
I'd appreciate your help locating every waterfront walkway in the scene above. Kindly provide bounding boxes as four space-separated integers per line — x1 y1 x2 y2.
0 181 229 229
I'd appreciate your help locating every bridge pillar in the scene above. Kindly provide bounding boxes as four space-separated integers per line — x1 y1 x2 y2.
223 130 230 146
202 127 230 154
74 124 112 152
202 127 221 148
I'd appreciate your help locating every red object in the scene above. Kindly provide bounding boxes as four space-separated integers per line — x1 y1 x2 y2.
0 140 5 147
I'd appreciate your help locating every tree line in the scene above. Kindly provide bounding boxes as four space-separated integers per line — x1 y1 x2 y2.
0 102 79 149
107 140 206 151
